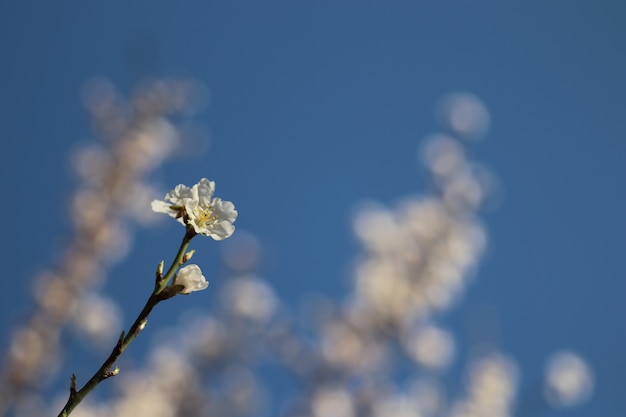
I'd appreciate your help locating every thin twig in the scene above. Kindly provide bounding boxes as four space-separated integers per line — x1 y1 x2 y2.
57 228 195 417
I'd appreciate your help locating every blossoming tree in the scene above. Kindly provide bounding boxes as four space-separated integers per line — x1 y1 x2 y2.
0 79 593 417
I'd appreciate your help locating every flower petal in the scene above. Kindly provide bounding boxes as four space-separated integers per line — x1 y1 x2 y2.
202 220 235 240
195 178 215 206
151 200 176 216
166 183 193 204
213 199 238 222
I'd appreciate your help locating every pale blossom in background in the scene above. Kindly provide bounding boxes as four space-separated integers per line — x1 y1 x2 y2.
372 393 422 417
448 353 518 417
71 293 122 346
403 324 455 371
221 276 277 322
436 93 490 140
544 351 594 407
312 387 355 417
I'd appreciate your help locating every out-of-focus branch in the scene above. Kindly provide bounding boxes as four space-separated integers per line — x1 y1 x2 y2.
0 78 206 416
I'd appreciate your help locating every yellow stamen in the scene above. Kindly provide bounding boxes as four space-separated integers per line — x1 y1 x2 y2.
195 205 218 226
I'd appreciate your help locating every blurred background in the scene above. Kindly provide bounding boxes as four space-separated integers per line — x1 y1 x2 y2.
0 1 624 416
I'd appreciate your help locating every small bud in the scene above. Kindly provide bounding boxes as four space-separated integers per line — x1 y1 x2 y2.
181 250 196 264
156 260 164 280
138 318 148 332
104 366 120 379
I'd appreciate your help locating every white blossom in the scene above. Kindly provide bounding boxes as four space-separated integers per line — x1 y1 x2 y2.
151 178 237 240
174 264 208 294
544 351 593 407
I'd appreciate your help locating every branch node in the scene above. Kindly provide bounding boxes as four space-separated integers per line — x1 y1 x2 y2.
69 374 77 397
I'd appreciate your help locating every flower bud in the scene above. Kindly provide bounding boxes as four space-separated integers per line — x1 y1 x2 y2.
156 260 164 280
182 249 196 264
174 264 208 294
138 318 148 332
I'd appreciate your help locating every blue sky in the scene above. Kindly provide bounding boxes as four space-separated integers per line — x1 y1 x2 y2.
1 1 625 415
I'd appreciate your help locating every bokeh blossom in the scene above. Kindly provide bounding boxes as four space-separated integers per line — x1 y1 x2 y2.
5 90 594 417
174 264 209 294
152 178 237 240
544 351 594 407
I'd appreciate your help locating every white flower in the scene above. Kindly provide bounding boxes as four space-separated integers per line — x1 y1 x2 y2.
174 264 208 294
544 351 594 407
151 178 237 240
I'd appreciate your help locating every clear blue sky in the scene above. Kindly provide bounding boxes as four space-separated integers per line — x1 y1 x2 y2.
1 1 625 415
